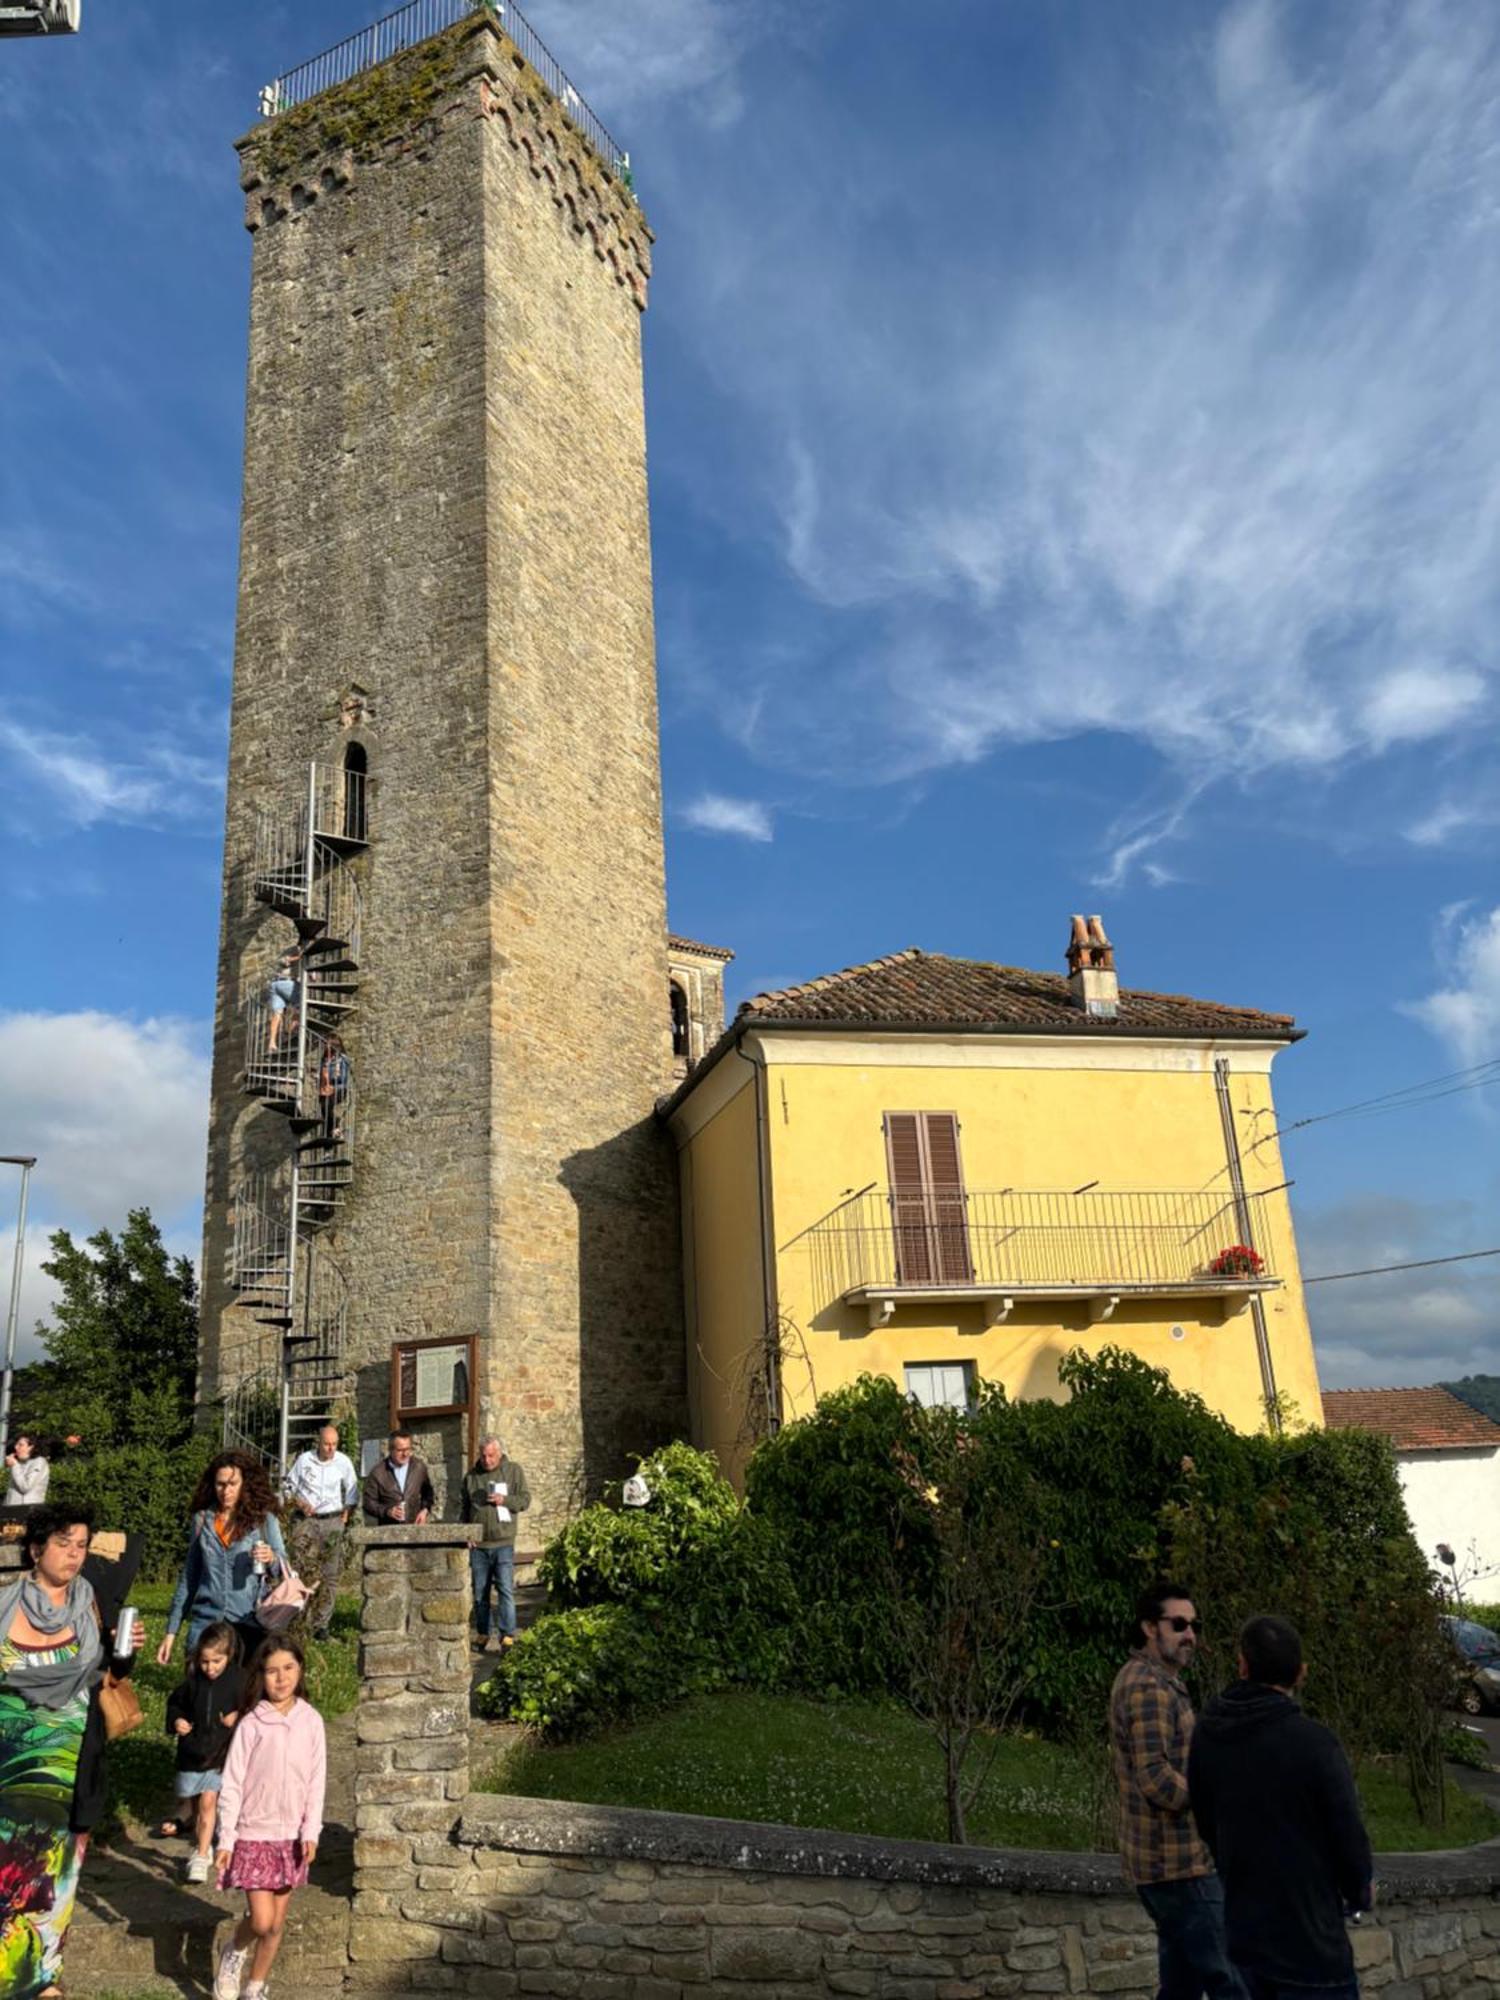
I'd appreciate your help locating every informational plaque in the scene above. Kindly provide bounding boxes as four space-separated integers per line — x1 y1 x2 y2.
389 1334 477 1462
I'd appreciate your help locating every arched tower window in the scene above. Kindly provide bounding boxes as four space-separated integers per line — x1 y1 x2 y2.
669 981 689 1060
343 742 368 842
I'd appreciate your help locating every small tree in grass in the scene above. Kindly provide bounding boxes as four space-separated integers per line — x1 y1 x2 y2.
885 1401 1048 1845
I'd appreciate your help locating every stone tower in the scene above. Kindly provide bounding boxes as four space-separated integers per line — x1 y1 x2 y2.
199 10 683 1537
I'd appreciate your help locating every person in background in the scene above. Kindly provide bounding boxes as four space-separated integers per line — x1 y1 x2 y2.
361 1429 433 1527
4 1432 50 1508
459 1436 531 1653
163 1621 245 1882
282 1424 357 1638
318 1036 350 1142
1110 1581 1245 2000
213 1636 326 2000
0 1501 144 2000
158 1453 287 1669
1189 1615 1373 2000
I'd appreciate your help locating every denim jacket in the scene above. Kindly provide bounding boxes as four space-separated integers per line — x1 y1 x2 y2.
165 1508 288 1637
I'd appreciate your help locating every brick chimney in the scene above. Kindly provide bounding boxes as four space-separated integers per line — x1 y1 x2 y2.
1066 914 1119 1019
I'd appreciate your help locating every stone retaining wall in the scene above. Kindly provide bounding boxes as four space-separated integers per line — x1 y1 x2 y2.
353 1528 1500 1998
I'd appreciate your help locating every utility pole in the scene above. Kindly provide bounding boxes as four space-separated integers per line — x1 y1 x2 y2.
0 1156 38 1462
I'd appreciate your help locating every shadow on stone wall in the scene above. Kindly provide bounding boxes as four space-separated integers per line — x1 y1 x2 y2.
560 1111 688 1502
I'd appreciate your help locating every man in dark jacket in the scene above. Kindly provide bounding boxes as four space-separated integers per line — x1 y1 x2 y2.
1188 1614 1373 1999
459 1436 531 1651
362 1428 435 1526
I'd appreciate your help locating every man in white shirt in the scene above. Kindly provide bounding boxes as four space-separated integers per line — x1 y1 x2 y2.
283 1422 358 1635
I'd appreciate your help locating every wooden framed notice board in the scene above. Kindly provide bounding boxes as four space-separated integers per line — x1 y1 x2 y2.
388 1334 478 1467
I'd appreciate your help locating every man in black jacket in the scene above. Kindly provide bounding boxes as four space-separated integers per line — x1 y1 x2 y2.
1188 1615 1373 1999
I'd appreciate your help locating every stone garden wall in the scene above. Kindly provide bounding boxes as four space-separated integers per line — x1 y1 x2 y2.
352 1527 1500 1998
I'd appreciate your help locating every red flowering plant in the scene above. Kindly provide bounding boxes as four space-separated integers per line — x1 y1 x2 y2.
1208 1244 1264 1278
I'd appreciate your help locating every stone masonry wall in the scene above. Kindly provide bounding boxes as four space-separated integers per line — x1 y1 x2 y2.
354 1532 1500 2000
201 16 685 1527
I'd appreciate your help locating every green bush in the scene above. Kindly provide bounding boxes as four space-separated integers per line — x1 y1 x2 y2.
538 1440 740 1606
475 1602 721 1737
49 1434 220 1581
487 1444 797 1736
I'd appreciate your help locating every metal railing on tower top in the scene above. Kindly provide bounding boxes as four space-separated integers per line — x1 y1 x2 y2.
256 0 632 187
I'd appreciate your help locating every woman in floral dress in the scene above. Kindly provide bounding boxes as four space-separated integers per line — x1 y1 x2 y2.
0 1502 138 1999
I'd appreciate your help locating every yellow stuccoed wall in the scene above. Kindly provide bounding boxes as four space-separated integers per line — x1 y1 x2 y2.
673 1031 1325 1484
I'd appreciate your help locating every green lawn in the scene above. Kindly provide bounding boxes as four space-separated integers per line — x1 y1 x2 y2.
101 1582 360 1833
477 1690 1498 1854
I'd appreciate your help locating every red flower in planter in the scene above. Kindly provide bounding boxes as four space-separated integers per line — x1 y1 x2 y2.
1209 1244 1264 1278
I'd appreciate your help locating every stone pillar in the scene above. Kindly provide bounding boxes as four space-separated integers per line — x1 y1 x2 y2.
348 1522 478 1986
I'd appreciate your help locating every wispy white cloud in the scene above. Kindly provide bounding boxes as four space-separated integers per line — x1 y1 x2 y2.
680 791 774 842
1406 905 1500 1069
640 0 1500 870
0 712 222 829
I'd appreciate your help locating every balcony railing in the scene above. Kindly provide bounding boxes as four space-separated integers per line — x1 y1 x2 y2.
809 1188 1278 1327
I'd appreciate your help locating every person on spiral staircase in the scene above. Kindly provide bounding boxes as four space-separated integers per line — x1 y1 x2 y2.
317 1036 350 1141
265 947 304 1057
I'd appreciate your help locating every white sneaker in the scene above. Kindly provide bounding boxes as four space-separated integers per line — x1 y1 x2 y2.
186 1851 211 1883
214 1940 250 2000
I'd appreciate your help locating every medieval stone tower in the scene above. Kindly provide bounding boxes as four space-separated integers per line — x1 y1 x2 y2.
199 8 693 1537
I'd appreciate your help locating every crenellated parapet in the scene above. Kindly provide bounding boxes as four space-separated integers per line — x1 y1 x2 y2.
235 13 652 308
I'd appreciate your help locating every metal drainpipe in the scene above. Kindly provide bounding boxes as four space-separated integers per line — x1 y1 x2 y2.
1214 1055 1280 1432
734 1038 781 1439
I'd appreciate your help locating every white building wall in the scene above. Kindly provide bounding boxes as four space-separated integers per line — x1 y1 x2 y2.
1396 1447 1500 1587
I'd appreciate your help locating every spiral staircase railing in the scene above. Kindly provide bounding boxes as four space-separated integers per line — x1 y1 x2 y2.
222 760 368 1475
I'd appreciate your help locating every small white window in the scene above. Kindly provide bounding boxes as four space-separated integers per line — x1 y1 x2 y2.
904 1362 974 1410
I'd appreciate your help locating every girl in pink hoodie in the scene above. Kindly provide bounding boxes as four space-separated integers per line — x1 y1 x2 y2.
211 1636 326 2000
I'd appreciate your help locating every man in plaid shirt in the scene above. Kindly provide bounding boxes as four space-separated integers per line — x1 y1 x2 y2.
1111 1582 1245 1999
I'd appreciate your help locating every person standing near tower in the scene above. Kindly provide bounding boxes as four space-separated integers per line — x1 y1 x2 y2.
460 1436 530 1651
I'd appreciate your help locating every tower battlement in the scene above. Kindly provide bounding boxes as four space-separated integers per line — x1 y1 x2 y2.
237 13 652 309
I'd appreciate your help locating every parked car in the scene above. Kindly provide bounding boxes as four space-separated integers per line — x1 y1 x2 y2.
1441 1615 1500 1715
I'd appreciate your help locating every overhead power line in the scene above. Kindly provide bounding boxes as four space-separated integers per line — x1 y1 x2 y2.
1303 1246 1500 1286
1249 1056 1500 1153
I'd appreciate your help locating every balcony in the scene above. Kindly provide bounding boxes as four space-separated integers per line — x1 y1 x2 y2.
808 1188 1279 1330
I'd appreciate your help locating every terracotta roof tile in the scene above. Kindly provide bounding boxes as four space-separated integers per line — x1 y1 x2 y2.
1321 1386 1500 1451
737 948 1298 1040
668 934 735 961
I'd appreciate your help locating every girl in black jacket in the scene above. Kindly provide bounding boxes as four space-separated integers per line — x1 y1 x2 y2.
162 1621 245 1882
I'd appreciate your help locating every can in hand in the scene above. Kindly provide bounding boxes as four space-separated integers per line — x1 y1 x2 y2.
113 1605 140 1662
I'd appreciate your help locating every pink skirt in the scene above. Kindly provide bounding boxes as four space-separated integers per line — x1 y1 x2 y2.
218 1839 310 1891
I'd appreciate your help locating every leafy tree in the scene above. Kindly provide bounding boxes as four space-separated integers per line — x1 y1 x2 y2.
23 1208 198 1451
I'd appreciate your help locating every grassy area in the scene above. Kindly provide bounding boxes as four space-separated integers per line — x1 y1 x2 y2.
477 1690 1499 1854
102 1583 360 1834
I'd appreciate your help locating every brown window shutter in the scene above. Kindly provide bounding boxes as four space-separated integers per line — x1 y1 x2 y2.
883 1112 972 1286
885 1113 933 1284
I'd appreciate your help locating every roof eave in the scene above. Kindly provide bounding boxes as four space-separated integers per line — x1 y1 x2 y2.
657 1011 1305 1121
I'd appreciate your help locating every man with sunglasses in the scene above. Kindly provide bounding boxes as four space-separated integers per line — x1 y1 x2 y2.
1111 1582 1245 1999
1189 1615 1372 1999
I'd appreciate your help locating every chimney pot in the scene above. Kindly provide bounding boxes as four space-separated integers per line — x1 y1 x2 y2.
1067 911 1120 1018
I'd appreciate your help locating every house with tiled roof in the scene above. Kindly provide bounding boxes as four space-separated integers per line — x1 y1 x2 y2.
663 918 1325 1479
1324 1387 1500 1582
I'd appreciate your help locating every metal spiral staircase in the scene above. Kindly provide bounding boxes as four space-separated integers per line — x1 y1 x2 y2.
223 761 367 1474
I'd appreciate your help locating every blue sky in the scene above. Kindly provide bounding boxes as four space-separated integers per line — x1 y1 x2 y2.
2 0 1497 1387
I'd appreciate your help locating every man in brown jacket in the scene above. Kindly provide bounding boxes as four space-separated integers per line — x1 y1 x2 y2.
1110 1581 1245 2000
361 1428 434 1526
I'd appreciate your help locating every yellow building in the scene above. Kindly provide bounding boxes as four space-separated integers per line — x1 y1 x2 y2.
665 920 1324 1482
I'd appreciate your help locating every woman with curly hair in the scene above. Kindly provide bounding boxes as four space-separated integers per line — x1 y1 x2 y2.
157 1453 287 1670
